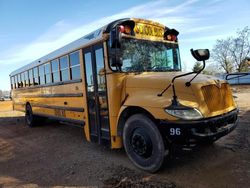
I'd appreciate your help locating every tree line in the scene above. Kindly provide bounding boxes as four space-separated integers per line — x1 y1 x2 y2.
193 26 250 74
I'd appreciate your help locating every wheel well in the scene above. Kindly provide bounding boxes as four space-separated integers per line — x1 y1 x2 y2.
117 106 157 136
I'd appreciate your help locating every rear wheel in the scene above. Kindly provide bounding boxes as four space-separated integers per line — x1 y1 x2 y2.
123 114 168 173
25 104 43 127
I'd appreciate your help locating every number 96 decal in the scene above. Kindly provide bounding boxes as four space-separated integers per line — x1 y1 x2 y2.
170 128 181 136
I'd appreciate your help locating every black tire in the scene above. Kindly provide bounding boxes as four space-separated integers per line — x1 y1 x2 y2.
123 114 168 173
25 104 42 127
201 139 216 145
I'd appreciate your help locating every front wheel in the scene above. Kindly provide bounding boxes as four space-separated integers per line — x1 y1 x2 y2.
123 114 168 173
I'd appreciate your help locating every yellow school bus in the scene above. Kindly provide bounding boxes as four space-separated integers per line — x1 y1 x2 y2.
10 18 238 172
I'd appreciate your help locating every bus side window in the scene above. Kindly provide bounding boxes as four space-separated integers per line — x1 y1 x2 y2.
29 69 33 86
39 65 45 85
18 74 21 88
52 59 60 83
24 71 28 87
33 67 39 85
11 76 14 89
60 55 69 81
21 72 25 87
70 51 80 80
45 63 51 84
15 75 18 88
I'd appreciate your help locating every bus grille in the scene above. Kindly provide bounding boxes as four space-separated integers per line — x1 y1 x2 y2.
201 83 234 112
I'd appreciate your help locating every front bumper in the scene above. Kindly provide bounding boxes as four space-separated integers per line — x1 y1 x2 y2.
159 109 239 144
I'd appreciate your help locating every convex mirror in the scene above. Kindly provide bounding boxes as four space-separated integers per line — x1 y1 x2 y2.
191 49 210 61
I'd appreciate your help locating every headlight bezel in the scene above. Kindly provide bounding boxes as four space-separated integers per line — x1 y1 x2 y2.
165 106 203 120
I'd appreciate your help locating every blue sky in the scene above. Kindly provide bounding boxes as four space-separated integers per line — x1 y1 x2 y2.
0 0 249 90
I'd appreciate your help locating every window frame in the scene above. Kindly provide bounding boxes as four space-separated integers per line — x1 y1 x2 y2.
51 59 60 83
28 69 34 86
39 64 45 85
44 62 52 84
69 50 81 80
33 67 39 85
59 55 70 81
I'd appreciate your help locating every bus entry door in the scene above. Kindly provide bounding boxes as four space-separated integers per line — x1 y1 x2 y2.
83 44 110 145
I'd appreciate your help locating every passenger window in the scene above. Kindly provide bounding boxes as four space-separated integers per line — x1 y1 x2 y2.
11 76 14 89
70 51 81 80
60 55 69 81
15 75 18 88
24 71 28 87
18 74 21 88
45 63 51 84
95 48 105 91
39 65 45 85
52 59 60 82
33 67 39 85
21 73 25 87
29 69 33 86
84 52 93 91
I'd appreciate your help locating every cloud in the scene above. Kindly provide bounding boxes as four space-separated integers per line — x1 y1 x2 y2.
181 33 232 43
0 0 224 67
181 25 219 34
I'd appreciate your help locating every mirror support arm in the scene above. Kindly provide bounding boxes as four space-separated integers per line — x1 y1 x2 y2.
185 60 205 87
158 71 196 97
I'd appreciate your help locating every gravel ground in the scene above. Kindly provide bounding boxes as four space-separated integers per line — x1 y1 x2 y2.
0 85 250 188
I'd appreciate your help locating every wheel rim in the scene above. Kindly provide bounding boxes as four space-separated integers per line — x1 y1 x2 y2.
131 128 153 158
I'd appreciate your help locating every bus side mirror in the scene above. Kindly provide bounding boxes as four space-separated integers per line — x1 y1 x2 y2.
191 49 210 61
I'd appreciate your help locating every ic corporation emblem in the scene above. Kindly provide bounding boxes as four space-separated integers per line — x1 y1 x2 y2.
215 79 222 88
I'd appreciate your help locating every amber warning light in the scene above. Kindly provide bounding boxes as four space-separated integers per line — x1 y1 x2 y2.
119 25 132 35
113 21 179 43
120 22 179 42
164 28 179 42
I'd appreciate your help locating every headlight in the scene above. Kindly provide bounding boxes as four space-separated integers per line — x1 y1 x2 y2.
165 108 203 120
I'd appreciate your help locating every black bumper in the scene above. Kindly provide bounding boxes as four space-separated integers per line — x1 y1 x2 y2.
159 109 239 144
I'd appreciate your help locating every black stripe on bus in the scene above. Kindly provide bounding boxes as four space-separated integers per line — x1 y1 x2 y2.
34 112 85 126
32 104 84 112
13 79 82 90
14 102 84 112
21 93 83 98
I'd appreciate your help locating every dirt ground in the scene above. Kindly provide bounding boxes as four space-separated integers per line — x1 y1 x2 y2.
0 86 250 188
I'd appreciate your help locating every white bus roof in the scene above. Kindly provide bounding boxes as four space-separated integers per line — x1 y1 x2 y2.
10 26 106 76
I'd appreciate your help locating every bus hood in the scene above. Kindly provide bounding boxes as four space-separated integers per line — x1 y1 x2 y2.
123 72 236 118
125 72 223 92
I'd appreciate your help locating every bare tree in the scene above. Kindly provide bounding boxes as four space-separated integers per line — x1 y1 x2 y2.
212 26 250 73
229 27 250 72
212 39 234 73
203 61 221 75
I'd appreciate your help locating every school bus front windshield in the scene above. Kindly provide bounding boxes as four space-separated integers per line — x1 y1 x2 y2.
118 37 181 72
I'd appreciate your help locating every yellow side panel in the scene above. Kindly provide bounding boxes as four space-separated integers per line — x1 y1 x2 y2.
33 106 84 121
79 49 90 141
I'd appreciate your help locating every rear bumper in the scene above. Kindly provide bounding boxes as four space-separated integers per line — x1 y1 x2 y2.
159 109 239 144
